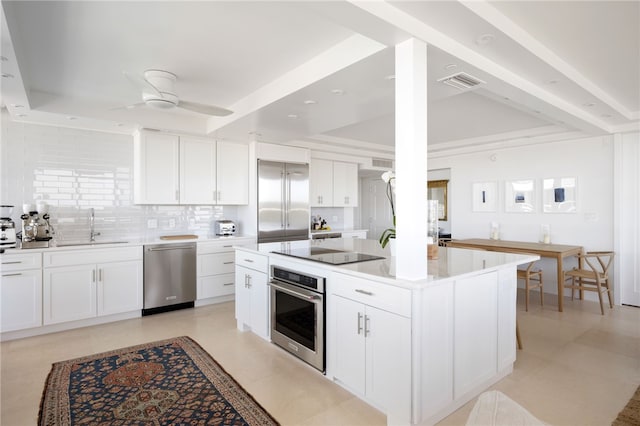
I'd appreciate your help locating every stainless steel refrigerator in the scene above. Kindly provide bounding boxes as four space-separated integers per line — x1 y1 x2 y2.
258 160 309 243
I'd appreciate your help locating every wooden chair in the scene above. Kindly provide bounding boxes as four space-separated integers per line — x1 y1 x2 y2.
517 261 543 311
563 251 615 315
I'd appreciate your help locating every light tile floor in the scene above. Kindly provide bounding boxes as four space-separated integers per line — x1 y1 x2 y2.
1 291 639 425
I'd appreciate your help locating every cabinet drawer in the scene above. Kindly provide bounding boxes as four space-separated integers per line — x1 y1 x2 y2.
198 252 235 276
198 241 235 255
44 246 142 267
198 273 235 299
235 250 268 273
331 273 411 317
1 252 42 272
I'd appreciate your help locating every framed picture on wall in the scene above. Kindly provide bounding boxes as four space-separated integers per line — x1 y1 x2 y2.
505 179 536 213
543 177 577 213
472 181 497 212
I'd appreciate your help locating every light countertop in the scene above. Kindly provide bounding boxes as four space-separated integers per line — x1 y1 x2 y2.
235 238 538 289
1 234 256 253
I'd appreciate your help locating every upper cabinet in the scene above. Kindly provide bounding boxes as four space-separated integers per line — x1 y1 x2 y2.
310 159 358 207
333 161 358 207
134 130 248 205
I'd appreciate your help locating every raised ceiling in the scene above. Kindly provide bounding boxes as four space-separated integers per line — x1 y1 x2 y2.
1 1 638 157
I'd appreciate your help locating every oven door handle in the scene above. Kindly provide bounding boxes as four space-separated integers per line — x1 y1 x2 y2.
269 280 322 302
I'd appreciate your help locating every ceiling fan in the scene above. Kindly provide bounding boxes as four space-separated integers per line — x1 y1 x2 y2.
121 69 233 117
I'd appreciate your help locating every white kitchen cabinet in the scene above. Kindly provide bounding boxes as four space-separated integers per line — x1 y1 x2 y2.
97 260 143 316
43 264 97 324
134 130 249 205
197 238 254 301
310 158 334 206
1 252 43 332
329 273 411 418
333 161 358 207
134 130 180 204
234 250 269 340
340 230 367 239
310 159 358 207
216 141 249 205
180 137 217 204
43 247 143 325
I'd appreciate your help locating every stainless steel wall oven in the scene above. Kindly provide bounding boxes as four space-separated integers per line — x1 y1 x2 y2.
269 265 325 372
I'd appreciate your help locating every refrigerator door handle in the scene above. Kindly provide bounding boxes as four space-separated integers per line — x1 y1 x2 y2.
286 171 291 227
281 170 286 228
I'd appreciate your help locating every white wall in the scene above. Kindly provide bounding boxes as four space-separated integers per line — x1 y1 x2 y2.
429 135 615 299
0 116 237 242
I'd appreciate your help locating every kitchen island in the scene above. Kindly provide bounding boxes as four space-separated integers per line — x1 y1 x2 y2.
234 238 538 426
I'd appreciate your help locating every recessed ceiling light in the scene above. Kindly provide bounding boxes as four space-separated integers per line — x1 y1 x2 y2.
116 123 124 127
533 110 541 114
384 74 395 80
67 116 77 120
303 100 316 105
330 89 345 95
547 79 559 85
1 73 14 78
444 64 457 70
583 102 596 107
475 34 495 45
503 97 510 101
248 131 262 136
287 114 298 119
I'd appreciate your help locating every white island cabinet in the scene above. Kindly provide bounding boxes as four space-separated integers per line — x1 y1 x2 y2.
234 248 270 340
236 238 537 426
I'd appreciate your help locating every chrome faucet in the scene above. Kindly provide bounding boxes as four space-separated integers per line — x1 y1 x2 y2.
89 208 101 242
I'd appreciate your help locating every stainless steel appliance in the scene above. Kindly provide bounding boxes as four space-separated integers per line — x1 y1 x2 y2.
272 247 385 265
143 242 196 315
20 204 53 249
214 220 236 236
269 265 325 372
0 205 17 250
258 160 309 243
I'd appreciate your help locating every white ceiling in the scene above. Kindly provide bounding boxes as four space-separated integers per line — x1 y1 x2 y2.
1 1 638 157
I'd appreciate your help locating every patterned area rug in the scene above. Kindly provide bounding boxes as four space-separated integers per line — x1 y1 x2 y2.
39 336 279 425
612 385 640 426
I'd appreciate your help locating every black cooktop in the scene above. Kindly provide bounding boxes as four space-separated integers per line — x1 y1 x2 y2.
272 247 385 265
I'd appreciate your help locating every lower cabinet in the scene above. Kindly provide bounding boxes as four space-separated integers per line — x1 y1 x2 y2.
329 272 411 423
43 247 143 325
1 269 42 332
234 264 269 340
97 261 143 316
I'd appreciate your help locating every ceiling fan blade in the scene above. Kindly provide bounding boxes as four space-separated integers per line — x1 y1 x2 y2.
109 102 147 111
178 100 233 117
122 71 162 97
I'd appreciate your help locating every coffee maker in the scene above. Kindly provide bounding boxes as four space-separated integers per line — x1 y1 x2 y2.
0 205 17 250
20 202 53 249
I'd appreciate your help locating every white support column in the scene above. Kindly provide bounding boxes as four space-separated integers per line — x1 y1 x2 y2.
395 38 428 280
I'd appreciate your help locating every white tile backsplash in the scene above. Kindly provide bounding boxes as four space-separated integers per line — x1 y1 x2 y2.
1 116 236 242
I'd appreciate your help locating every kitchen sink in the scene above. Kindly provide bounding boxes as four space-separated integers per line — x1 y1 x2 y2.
55 240 129 247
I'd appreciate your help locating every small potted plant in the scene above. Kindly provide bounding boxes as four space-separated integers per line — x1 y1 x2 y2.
378 171 396 252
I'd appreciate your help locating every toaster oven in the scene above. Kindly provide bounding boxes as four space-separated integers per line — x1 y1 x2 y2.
214 220 236 236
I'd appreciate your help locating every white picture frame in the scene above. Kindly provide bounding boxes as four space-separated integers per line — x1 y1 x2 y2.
472 181 497 212
505 179 536 213
543 177 577 213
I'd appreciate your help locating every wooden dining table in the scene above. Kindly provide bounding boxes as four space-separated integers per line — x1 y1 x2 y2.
446 238 583 312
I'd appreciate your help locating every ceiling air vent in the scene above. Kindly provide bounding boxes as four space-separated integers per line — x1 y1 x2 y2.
372 158 393 169
437 72 485 90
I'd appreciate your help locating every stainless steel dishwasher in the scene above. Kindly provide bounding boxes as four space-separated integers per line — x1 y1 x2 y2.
143 242 197 315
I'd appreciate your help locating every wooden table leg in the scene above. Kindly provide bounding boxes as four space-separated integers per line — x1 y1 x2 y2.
557 254 564 312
